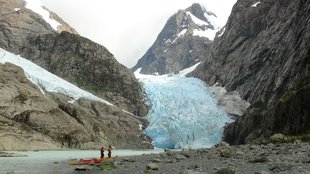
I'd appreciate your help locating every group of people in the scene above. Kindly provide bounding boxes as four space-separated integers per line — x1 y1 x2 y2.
100 145 112 158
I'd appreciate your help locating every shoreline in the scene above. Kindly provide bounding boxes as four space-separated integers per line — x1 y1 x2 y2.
1 142 309 174
98 142 310 174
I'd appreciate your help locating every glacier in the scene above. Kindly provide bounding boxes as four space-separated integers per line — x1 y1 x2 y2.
135 67 233 149
0 46 234 149
0 48 112 105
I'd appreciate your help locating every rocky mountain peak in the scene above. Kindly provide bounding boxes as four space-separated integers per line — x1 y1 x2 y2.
0 0 77 52
158 3 217 45
185 3 214 27
132 3 218 75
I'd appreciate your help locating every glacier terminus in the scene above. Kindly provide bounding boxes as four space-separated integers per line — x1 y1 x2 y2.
135 66 233 149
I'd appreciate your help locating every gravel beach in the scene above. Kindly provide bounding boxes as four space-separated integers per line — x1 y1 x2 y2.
1 142 309 174
70 142 310 174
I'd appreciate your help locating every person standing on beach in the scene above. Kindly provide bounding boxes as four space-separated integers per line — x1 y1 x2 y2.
108 145 112 158
100 147 104 158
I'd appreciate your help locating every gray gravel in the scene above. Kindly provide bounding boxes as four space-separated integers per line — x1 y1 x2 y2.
88 142 310 174
1 142 309 174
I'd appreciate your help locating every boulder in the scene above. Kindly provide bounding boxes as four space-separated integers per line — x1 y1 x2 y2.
269 133 286 142
221 147 235 157
146 163 159 171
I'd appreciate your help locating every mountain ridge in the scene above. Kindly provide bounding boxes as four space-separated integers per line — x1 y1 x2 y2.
132 3 219 75
0 0 150 150
0 0 147 116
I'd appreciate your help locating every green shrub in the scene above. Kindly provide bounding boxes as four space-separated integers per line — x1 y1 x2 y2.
268 134 310 144
97 160 116 170
215 168 235 174
250 100 268 111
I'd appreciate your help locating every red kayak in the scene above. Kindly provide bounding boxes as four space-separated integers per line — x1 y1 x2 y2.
66 157 113 165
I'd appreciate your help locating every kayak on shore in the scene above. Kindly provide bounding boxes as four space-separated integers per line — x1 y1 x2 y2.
66 157 114 165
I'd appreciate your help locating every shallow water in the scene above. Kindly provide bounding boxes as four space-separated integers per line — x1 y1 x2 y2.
0 149 163 174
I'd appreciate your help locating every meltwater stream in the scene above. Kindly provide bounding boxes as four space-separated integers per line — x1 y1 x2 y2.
135 70 233 149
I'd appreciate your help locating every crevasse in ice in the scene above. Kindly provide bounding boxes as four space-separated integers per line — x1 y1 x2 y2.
135 70 233 149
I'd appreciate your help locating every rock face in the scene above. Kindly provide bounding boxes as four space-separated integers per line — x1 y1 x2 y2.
132 3 216 75
192 0 310 144
0 0 76 52
0 63 151 150
20 31 147 116
0 0 147 116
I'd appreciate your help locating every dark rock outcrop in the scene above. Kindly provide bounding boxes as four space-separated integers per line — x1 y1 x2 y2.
192 0 310 144
132 3 216 75
20 31 147 116
224 84 310 144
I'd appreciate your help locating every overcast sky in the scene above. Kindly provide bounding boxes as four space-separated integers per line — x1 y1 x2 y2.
40 0 237 68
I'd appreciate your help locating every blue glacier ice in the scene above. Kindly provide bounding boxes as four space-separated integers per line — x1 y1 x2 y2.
135 69 233 149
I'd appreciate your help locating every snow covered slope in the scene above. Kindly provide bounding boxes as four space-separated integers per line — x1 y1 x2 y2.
135 66 232 149
0 48 112 105
24 0 61 31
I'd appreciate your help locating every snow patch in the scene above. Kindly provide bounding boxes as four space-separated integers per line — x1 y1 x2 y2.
24 0 61 31
186 12 209 26
165 38 171 43
139 124 143 131
67 99 75 104
178 29 187 37
14 8 21 12
204 12 221 31
33 82 46 95
134 62 200 79
217 27 226 37
193 29 216 40
251 2 261 7
0 48 113 106
177 62 200 77
171 29 187 44
186 10 220 40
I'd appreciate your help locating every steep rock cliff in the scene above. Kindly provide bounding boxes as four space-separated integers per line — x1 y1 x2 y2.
192 0 310 144
20 31 147 116
0 63 151 150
